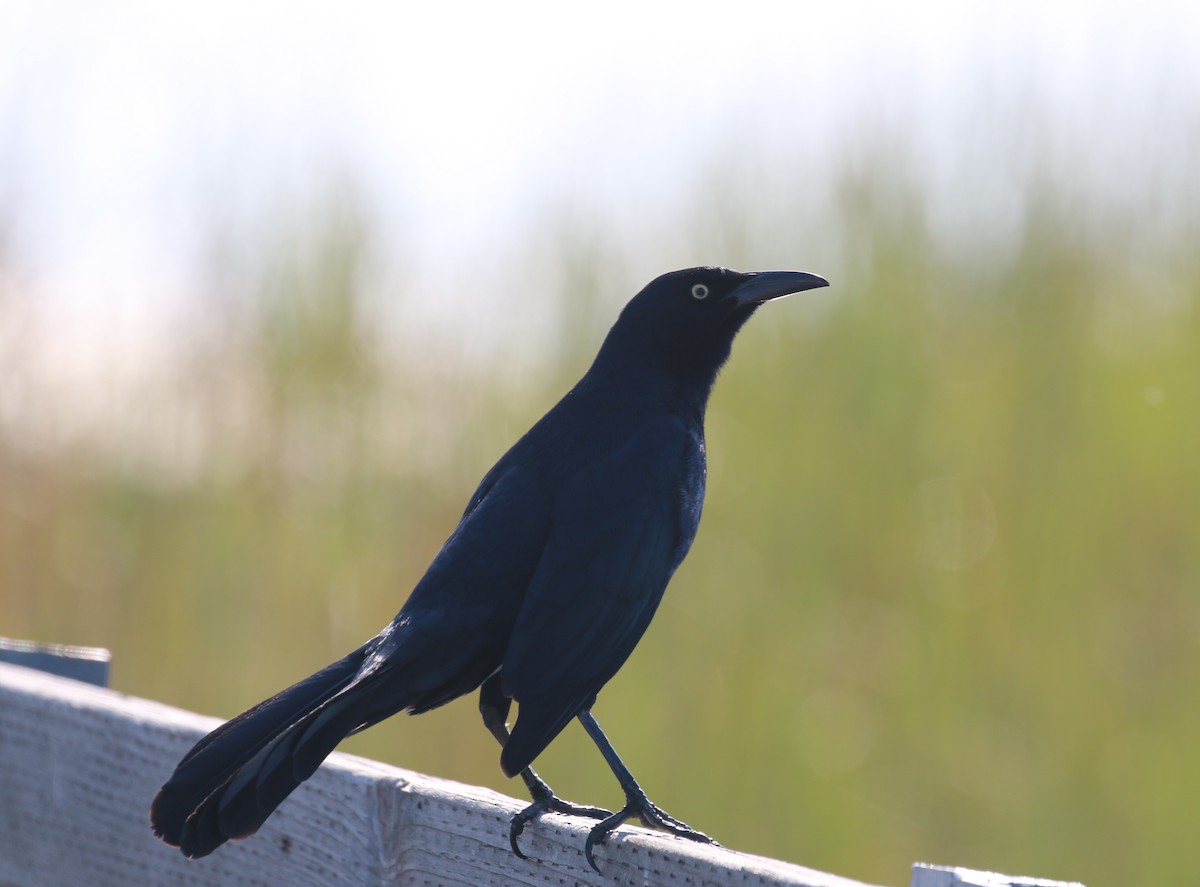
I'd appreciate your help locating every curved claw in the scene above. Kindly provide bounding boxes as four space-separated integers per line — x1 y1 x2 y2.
509 806 537 859
584 794 717 873
584 814 621 873
509 795 613 860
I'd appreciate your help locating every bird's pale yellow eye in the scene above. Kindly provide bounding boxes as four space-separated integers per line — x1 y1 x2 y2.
691 284 709 300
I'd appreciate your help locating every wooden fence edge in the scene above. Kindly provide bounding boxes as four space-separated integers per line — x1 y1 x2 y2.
910 862 1085 887
0 661 886 887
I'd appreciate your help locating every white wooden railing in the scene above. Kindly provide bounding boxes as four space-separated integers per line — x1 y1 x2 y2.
0 649 1085 887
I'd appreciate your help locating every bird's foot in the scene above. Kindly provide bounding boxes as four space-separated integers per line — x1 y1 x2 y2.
509 779 611 859
583 787 717 872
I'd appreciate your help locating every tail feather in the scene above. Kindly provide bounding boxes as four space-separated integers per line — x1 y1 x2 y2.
190 688 373 855
151 644 380 857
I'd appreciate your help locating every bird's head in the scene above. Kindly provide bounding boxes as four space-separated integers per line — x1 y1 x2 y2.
591 266 829 401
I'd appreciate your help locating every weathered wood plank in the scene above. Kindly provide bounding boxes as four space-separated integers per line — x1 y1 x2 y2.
0 637 111 687
911 863 1085 887
0 662 883 887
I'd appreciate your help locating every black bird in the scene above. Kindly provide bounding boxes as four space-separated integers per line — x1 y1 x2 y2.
151 266 828 870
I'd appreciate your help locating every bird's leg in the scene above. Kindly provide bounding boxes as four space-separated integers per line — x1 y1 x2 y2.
577 709 717 872
478 675 610 858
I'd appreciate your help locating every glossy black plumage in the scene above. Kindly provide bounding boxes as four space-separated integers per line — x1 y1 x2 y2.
150 266 828 866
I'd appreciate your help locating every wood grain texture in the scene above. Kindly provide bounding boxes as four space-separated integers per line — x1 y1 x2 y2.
0 662 883 887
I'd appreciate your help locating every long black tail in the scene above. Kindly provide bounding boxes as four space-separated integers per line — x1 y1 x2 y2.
151 643 392 858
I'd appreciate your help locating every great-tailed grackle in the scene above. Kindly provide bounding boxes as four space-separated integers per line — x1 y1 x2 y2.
150 266 828 870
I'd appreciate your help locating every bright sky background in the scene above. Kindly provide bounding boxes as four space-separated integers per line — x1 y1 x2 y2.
1 0 1197 363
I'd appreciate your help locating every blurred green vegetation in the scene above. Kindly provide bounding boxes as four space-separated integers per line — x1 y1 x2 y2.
2 150 1199 887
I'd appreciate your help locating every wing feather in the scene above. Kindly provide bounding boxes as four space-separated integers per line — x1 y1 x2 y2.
498 415 703 774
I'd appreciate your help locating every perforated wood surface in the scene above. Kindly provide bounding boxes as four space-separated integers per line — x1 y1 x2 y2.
0 662 881 887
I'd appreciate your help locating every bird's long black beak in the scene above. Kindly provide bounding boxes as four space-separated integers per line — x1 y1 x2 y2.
731 270 829 306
